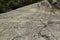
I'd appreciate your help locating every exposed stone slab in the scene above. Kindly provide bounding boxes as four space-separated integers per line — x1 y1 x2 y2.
0 1 60 40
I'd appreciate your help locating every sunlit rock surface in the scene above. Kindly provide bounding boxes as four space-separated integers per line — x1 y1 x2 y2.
0 1 60 40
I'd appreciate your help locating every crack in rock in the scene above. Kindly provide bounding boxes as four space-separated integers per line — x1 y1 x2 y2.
38 19 60 40
37 20 56 40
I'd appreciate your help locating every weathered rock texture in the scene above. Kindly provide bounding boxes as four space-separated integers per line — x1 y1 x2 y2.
0 1 60 40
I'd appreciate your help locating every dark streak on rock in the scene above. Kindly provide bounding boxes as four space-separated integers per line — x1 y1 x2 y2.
37 19 56 40
48 21 60 24
38 31 50 40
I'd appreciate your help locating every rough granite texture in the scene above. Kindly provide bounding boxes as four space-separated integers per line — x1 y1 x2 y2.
0 1 60 40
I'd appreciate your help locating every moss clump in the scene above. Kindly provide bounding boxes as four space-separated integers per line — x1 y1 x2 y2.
47 0 52 4
0 0 42 13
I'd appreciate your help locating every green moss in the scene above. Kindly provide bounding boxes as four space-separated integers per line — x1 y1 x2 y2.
0 0 42 13
47 0 52 4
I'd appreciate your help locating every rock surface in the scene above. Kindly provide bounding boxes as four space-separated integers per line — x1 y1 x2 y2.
0 0 60 40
